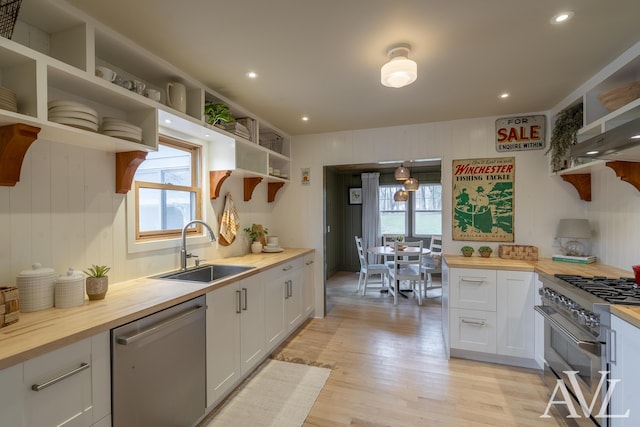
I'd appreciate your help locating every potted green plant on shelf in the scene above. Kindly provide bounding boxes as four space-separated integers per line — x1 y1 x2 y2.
204 101 235 127
478 246 493 258
546 102 583 172
461 246 474 257
83 264 111 300
244 224 268 254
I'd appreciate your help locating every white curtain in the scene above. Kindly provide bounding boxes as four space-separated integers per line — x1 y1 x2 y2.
361 172 380 263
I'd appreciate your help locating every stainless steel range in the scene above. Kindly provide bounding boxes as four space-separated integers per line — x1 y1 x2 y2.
535 272 638 427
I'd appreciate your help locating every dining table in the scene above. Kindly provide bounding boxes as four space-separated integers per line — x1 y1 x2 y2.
367 245 431 298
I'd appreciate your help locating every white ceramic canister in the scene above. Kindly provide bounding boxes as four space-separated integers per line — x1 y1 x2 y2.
54 268 85 308
16 263 57 312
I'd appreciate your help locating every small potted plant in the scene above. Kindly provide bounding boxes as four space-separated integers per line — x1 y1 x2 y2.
204 101 235 127
83 264 111 300
244 224 268 254
461 246 474 257
478 246 493 258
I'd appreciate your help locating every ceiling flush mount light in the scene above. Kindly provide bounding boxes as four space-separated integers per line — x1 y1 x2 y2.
499 93 510 99
551 11 574 24
301 116 309 122
393 189 409 202
381 43 417 88
245 71 258 79
394 164 410 180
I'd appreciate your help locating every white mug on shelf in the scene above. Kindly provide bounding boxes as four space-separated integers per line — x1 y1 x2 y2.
145 88 161 102
95 66 117 82
166 81 187 113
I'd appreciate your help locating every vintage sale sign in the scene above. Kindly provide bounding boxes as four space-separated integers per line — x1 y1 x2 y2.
495 115 546 152
452 157 514 242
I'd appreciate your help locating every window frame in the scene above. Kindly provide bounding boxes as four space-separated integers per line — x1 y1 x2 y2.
379 184 408 237
412 183 442 237
134 136 203 242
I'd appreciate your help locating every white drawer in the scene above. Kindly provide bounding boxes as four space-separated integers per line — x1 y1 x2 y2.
450 308 497 354
450 268 497 311
24 338 93 427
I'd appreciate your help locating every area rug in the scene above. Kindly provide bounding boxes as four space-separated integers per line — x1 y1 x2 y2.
205 359 331 427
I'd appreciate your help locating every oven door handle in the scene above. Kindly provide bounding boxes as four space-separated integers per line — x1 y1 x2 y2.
534 306 600 356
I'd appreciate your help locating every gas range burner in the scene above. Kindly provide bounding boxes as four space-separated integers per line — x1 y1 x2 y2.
555 274 640 305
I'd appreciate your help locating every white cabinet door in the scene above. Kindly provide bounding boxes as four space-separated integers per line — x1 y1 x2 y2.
496 270 535 359
264 267 286 351
23 337 93 427
239 275 266 375
303 254 315 316
450 308 497 353
206 283 241 407
610 315 640 426
450 268 497 311
90 332 111 426
0 363 24 427
285 266 304 331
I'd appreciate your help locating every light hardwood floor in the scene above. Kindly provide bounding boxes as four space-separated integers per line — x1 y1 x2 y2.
272 271 567 427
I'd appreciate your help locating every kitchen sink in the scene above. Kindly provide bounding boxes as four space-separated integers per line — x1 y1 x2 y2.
155 264 254 283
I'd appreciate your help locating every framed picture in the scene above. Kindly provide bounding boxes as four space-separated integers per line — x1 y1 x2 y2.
348 187 362 205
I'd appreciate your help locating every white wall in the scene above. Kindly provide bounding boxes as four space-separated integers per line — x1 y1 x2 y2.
269 115 640 316
0 138 275 285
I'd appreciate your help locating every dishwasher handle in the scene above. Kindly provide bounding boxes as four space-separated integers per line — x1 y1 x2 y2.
116 304 206 345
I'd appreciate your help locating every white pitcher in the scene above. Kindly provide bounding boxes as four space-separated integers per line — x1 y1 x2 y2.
166 82 187 113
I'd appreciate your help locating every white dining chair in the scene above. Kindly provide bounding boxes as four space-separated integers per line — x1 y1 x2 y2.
421 235 443 298
381 234 404 265
355 236 388 295
387 240 424 305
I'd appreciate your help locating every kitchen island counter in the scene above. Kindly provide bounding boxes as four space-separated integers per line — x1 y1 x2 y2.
0 248 313 370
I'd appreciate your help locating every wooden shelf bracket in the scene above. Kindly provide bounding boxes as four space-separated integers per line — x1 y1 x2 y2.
605 161 640 192
209 170 232 199
243 177 263 201
268 182 285 203
560 173 591 201
115 151 147 194
0 123 41 186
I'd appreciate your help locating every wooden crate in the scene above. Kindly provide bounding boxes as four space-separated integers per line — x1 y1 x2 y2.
0 285 19 327
498 244 538 261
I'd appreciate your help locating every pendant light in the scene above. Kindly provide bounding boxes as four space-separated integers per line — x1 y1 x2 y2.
394 164 410 181
393 189 409 202
404 177 419 191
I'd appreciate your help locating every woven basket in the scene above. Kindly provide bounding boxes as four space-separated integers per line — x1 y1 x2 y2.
0 286 19 327
598 82 640 112
498 244 539 261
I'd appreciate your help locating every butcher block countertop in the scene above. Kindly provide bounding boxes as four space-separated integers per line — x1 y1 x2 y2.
445 254 640 327
0 248 313 371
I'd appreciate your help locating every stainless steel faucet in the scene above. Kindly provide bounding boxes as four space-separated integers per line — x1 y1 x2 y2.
181 220 216 270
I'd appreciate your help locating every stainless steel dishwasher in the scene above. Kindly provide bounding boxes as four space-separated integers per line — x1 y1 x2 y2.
112 295 206 427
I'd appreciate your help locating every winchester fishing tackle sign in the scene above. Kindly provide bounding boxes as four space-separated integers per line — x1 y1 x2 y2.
495 115 546 152
452 157 514 242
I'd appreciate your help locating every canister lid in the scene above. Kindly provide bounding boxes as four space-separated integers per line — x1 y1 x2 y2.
55 268 84 284
17 263 56 278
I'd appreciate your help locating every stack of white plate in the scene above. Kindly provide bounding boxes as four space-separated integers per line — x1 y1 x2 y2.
0 86 18 112
101 117 143 143
48 100 99 132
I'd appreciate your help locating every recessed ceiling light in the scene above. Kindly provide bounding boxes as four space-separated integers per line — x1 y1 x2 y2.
551 11 574 24
164 119 172 124
586 150 599 155
204 133 211 137
301 116 309 121
246 71 258 79
499 93 510 99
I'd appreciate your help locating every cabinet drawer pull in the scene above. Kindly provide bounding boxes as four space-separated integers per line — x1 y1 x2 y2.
461 278 485 284
461 318 486 327
282 265 293 271
305 260 314 266
31 362 90 392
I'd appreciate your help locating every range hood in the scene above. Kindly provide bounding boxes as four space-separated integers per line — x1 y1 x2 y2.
570 116 640 161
